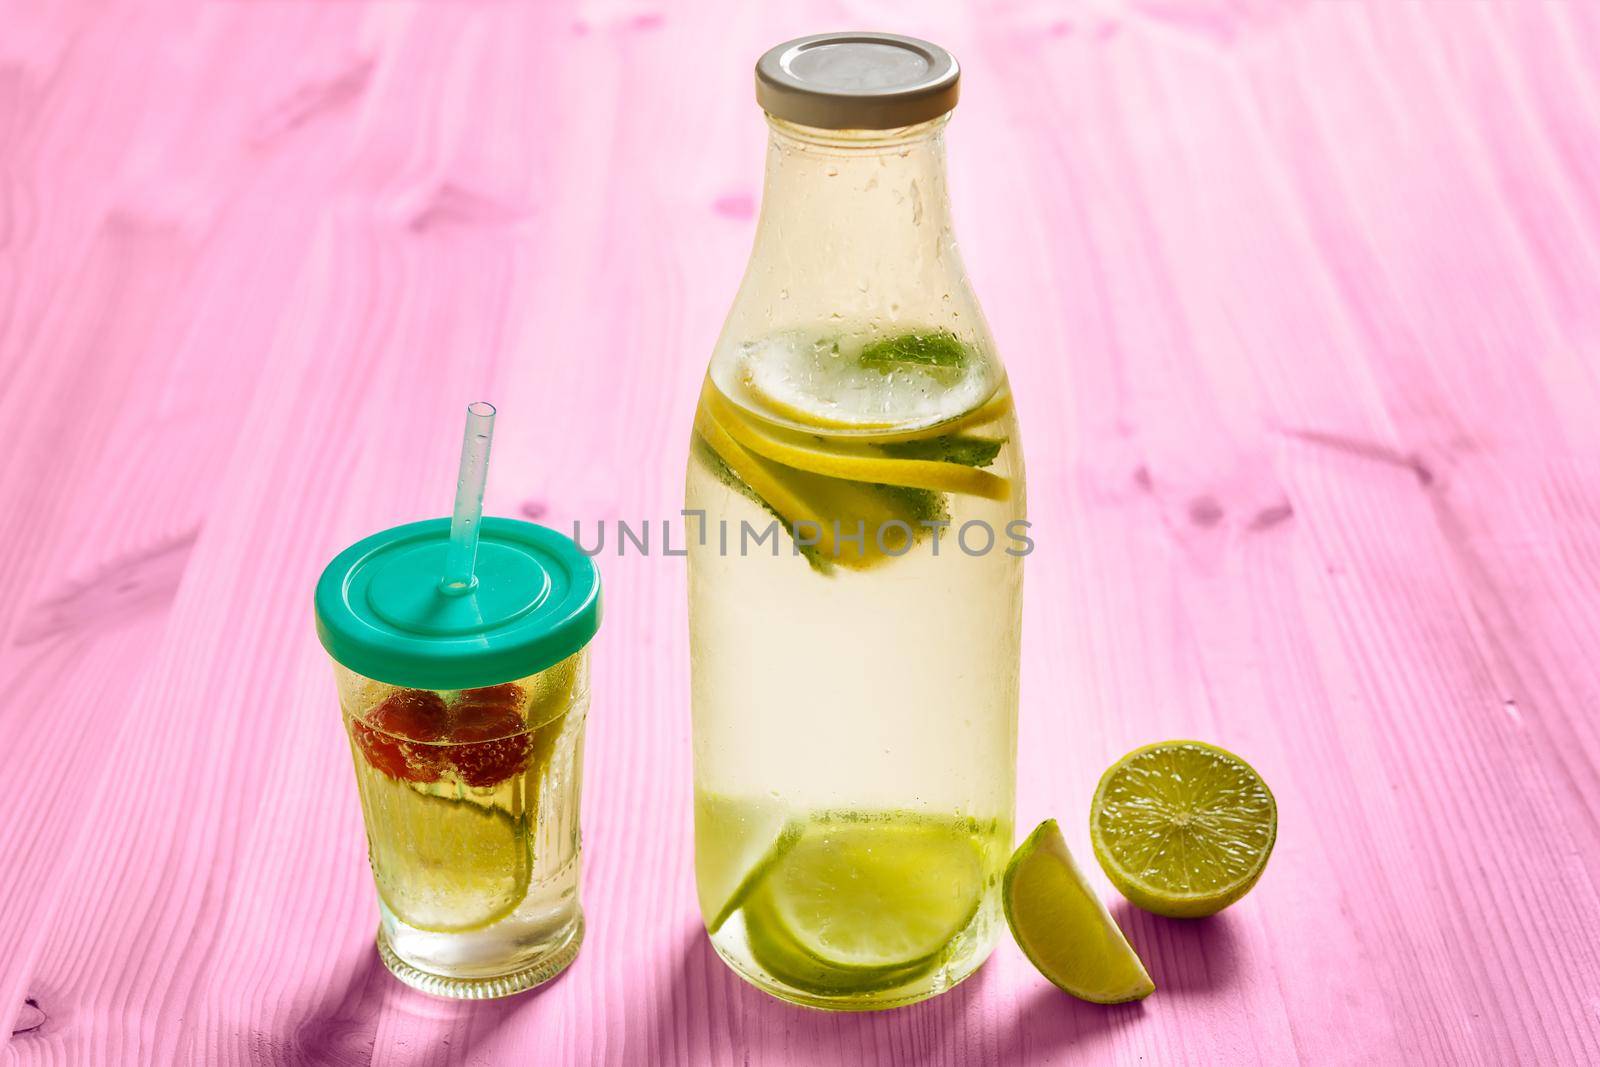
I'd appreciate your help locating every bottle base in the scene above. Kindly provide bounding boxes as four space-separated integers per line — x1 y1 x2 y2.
707 927 995 1012
377 913 584 1000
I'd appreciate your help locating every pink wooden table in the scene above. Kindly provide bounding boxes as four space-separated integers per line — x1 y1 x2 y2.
5 2 1599 1063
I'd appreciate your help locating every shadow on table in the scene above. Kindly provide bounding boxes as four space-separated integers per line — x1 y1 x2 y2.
291 943 564 1066
291 908 1243 1064
995 983 1144 1061
292 949 388 1065
1111 901 1244 994
991 906 1242 1059
635 926 1144 1065
634 905 1244 1063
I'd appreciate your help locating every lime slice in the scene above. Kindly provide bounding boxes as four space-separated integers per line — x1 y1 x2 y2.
743 814 986 994
1003 819 1154 1003
744 902 935 996
694 792 801 934
360 769 530 932
1091 740 1277 918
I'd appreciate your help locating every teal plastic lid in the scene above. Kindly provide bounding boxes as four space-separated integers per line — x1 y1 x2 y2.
315 517 601 690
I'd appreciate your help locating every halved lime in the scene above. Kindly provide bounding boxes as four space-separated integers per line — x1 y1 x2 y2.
1091 740 1277 918
743 814 986 994
361 771 530 932
1003 819 1153 1003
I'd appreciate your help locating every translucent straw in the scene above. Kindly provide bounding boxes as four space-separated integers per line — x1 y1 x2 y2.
440 401 497 595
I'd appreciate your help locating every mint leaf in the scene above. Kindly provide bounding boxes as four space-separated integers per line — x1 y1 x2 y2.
872 484 948 527
880 435 1004 468
857 331 971 374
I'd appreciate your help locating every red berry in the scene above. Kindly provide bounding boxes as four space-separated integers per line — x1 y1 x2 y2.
350 720 413 780
371 689 450 741
449 705 530 788
352 690 448 782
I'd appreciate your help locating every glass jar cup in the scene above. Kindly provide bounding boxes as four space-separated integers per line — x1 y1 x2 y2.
335 649 590 999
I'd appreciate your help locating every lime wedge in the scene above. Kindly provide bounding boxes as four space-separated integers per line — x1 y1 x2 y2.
1003 819 1154 1003
360 769 530 933
1091 740 1277 918
743 814 985 994
694 792 802 934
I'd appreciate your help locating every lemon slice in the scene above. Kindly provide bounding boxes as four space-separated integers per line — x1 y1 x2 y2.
863 387 1014 442
741 376 1014 443
703 387 1010 501
742 814 985 995
734 331 994 432
1003 819 1154 1003
695 406 934 568
361 773 530 933
738 381 902 433
1091 741 1277 918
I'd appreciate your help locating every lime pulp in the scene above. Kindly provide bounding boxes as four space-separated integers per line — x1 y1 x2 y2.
1002 819 1154 1003
1090 740 1277 918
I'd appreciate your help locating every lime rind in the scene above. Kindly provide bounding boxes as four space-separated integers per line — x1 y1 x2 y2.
1090 740 1277 919
742 892 937 996
695 792 803 932
707 821 802 935
1003 819 1154 1004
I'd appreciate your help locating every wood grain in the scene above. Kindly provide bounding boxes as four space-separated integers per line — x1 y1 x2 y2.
4 2 1598 1064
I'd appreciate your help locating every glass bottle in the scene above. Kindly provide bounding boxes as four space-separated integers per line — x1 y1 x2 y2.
686 33 1025 1010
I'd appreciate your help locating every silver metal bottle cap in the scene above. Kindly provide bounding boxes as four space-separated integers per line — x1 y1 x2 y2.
755 32 960 131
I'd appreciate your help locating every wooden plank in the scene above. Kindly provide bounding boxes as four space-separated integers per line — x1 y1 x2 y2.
4 2 1599 1064
0 1 375 1040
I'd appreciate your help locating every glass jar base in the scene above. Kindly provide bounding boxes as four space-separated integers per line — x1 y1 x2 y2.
708 929 995 1012
377 913 584 1000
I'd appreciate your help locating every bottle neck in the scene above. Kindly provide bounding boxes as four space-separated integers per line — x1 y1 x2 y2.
744 117 963 312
